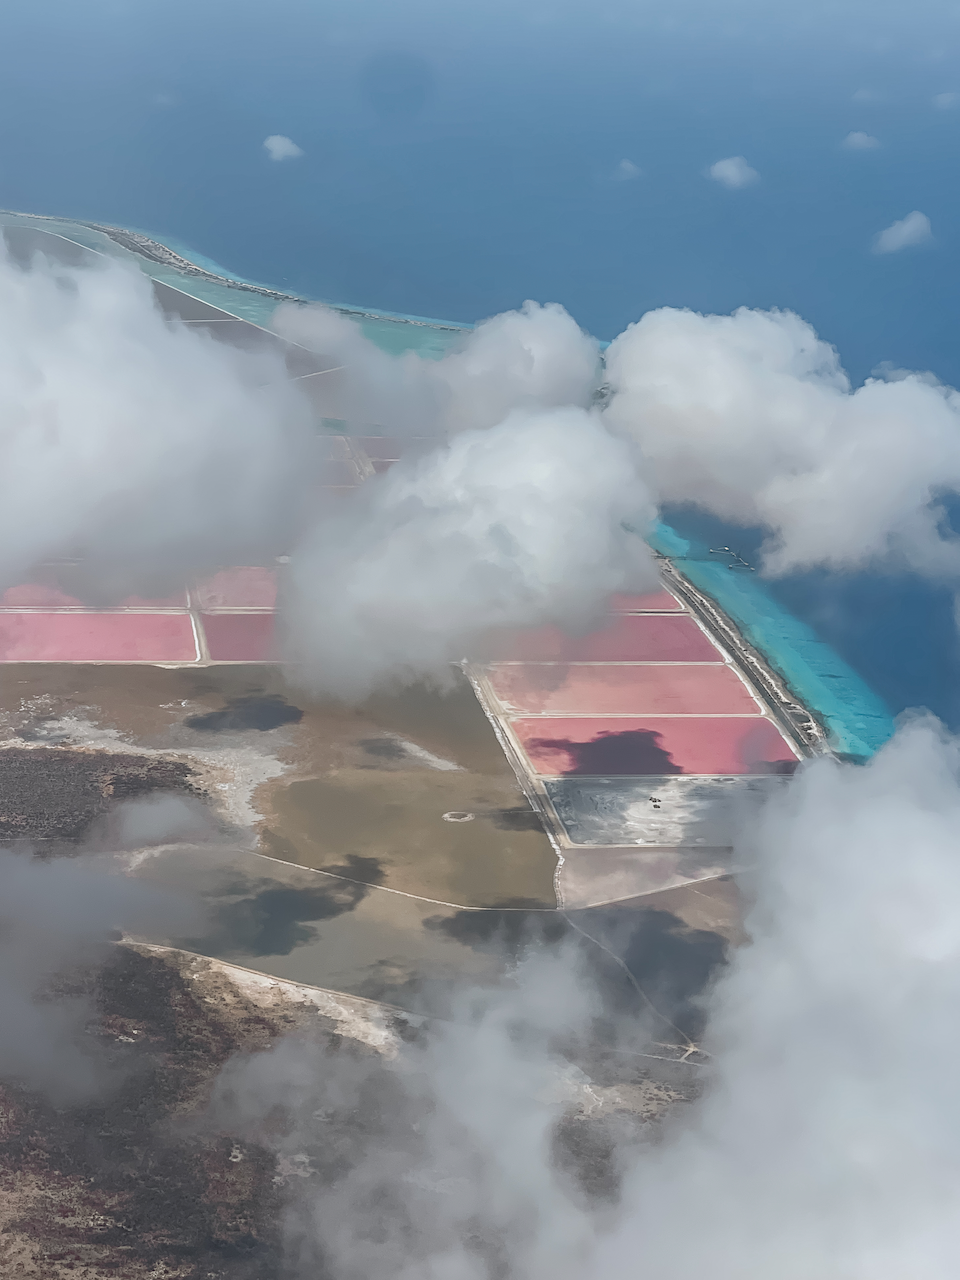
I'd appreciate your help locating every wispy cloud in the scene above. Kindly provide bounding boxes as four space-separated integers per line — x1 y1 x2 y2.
263 135 304 162
843 130 880 150
852 87 881 103
873 211 933 255
933 91 959 109
614 158 641 181
707 156 759 189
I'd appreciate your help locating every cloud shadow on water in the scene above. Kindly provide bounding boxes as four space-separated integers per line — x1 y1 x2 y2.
529 729 683 776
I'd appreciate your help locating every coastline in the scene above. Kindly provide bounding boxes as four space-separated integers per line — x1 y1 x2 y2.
0 208 897 758
0 207 472 333
648 523 896 761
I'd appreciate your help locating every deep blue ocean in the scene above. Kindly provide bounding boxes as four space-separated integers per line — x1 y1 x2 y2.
3 0 960 728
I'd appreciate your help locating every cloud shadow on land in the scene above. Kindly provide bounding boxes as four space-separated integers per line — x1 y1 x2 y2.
183 855 384 957
184 694 304 733
428 902 728 1044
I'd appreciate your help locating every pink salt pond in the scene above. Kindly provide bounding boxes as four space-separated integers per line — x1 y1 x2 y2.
194 568 277 611
511 715 799 777
607 590 684 613
0 612 197 663
488 663 759 716
488 614 722 663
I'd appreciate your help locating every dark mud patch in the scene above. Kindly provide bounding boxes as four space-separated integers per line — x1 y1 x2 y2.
487 806 544 832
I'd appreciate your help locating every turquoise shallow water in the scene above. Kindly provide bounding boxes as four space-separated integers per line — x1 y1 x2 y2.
2 212 897 758
648 523 896 761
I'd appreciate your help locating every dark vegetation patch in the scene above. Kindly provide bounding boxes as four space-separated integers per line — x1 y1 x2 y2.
552 1112 629 1203
0 747 201 843
0 936 696 1277
0 946 304 1278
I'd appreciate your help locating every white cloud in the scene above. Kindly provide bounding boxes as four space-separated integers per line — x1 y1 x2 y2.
603 304 960 578
0 245 315 594
282 409 657 699
0 849 196 1104
271 298 655 697
205 716 960 1280
1 243 649 703
842 130 880 150
272 298 601 436
614 158 642 181
595 716 960 1278
933 91 959 108
873 210 933 254
707 156 759 189
263 134 304 162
